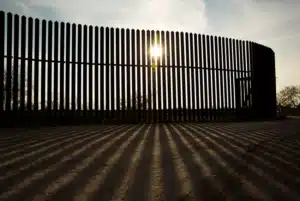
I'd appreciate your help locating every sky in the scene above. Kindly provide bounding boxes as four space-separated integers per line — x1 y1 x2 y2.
1 0 300 91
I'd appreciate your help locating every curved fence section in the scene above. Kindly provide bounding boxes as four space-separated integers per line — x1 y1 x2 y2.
0 11 276 125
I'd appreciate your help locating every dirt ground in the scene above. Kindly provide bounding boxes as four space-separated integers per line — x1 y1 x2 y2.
0 118 299 201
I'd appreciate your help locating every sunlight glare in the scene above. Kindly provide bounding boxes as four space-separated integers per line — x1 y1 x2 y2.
150 45 162 58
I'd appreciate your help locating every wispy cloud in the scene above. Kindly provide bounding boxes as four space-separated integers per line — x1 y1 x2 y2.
206 0 300 90
11 0 208 32
1 0 300 90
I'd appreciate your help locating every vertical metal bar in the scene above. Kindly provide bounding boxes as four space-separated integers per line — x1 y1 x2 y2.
207 35 211 119
27 17 33 111
110 27 115 120
53 21 59 112
211 36 216 120
20 16 27 111
229 39 235 114
250 42 256 116
116 28 120 120
83 25 87 114
41 20 46 111
100 27 104 121
121 29 125 121
141 30 146 121
237 40 245 107
246 41 250 109
161 31 166 121
234 39 239 113
240 40 245 113
236 40 241 115
82 25 87 116
175 32 181 121
233 39 238 115
71 24 76 112
202 35 208 119
156 30 162 122
147 30 151 122
225 38 230 114
0 11 4 111
225 38 230 115
13 14 19 111
190 33 195 121
94 27 99 116
105 27 110 120
244 41 250 109
83 25 88 113
247 41 253 109
65 23 70 111
214 36 220 120
218 37 224 119
20 16 26 111
240 40 245 111
198 34 203 120
136 29 141 121
131 29 135 121
77 24 82 112
240 41 246 110
151 30 156 122
186 32 191 121
126 28 131 120
206 35 212 120
250 43 257 115
194 34 200 121
210 36 216 120
60 22 65 112
166 31 171 121
13 15 19 111
240 40 246 109
89 26 93 112
214 37 218 119
171 31 176 121
180 32 186 121
241 40 245 109
235 76 240 118
229 40 234 115
5 13 12 111
222 38 227 116
47 20 53 112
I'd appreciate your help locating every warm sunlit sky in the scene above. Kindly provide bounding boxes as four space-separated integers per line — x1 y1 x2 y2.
1 0 300 91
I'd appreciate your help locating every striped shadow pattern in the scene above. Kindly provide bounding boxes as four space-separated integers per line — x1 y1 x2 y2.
0 119 299 201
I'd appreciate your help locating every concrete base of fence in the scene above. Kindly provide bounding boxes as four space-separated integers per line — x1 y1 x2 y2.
0 109 281 128
280 108 300 116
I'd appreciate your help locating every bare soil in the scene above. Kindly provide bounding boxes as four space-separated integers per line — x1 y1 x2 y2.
0 119 299 201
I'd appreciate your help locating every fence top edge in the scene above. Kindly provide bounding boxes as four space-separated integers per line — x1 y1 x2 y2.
1 10 271 48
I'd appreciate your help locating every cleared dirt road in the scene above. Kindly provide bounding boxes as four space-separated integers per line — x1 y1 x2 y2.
0 119 299 201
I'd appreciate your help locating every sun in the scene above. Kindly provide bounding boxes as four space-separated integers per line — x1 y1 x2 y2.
150 45 162 58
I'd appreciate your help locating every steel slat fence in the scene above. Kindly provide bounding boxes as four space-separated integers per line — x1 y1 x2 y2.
0 11 277 125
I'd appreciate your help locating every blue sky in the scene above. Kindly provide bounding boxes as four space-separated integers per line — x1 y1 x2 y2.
1 0 300 91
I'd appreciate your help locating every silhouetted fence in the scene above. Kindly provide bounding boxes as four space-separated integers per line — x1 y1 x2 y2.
0 11 277 125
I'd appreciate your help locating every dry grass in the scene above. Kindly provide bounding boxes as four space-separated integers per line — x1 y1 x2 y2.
0 119 299 201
